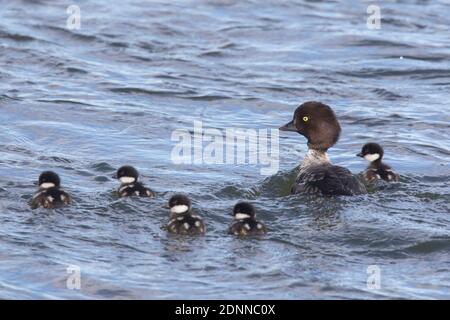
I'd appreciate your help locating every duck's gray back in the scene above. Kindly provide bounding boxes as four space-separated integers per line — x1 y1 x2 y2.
293 164 366 195
292 149 367 196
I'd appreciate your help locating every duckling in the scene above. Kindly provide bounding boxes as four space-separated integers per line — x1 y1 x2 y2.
228 202 267 236
167 194 205 235
116 165 155 197
279 101 366 196
357 142 399 182
31 171 71 209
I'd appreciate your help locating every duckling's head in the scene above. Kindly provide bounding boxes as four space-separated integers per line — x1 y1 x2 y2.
357 142 384 162
169 194 191 215
233 202 256 220
116 165 139 184
279 101 341 150
38 171 61 189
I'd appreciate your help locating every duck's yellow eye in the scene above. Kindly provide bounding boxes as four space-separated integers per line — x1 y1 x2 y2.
303 116 309 122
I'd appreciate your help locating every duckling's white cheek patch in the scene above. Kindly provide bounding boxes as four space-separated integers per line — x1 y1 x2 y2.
40 183 55 189
119 176 136 184
171 205 189 214
364 153 380 162
235 213 250 220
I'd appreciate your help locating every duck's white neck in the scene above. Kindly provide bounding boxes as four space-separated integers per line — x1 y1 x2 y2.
300 148 331 169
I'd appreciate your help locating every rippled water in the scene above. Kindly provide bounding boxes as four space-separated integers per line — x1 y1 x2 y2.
0 0 449 299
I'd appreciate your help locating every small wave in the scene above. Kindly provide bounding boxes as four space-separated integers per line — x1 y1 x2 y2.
128 54 153 62
109 41 129 48
404 238 450 254
186 94 231 101
37 156 73 164
371 88 406 101
137 41 171 53
345 117 389 127
65 67 88 74
0 94 21 101
199 50 226 57
259 168 297 197
94 176 110 182
384 55 448 62
352 39 414 48
218 24 266 33
37 25 99 42
0 30 35 42
90 162 116 173
109 87 196 96
152 23 185 36
337 68 450 80
382 18 426 30
213 184 260 199
1 145 35 157
218 42 238 50
36 99 94 106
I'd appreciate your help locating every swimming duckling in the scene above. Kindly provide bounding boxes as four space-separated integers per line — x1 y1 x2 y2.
357 142 399 182
116 165 155 197
228 202 267 236
167 194 205 235
279 101 366 196
31 171 71 209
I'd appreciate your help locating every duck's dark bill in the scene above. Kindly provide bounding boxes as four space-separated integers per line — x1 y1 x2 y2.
279 120 297 132
356 152 364 157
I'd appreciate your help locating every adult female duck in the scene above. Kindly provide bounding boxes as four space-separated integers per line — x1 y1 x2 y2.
279 101 366 196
